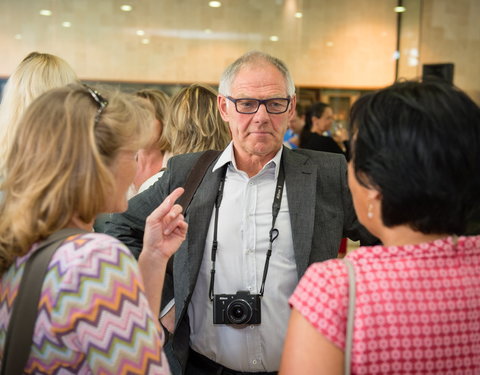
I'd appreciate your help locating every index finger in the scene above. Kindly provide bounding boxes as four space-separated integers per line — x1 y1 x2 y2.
148 187 185 221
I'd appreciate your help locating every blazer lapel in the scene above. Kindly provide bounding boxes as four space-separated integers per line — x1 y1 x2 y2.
184 167 223 294
282 148 317 278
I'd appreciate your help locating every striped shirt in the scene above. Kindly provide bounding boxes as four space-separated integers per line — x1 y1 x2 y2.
0 232 170 374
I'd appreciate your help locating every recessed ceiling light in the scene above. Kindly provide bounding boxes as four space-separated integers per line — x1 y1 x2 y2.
295 12 303 18
326 41 334 47
269 35 279 42
14 34 22 40
39 9 52 16
394 6 406 12
62 21 72 28
136 30 145 36
209 1 222 8
141 38 150 44
120 4 133 12
204 29 212 34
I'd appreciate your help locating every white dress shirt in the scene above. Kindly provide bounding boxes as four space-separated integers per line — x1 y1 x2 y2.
189 143 298 372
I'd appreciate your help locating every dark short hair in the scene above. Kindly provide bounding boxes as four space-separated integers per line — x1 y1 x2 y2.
350 80 480 234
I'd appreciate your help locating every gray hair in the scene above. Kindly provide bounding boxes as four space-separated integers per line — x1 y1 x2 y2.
218 51 295 97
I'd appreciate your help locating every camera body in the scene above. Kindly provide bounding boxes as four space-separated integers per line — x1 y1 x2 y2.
213 290 261 325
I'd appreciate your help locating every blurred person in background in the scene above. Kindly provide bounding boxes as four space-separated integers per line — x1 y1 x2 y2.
0 84 188 374
280 80 480 375
138 83 231 193
283 103 305 148
299 102 346 157
130 89 171 197
0 52 78 176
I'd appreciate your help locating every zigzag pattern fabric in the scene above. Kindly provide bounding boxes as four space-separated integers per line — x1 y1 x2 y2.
0 232 170 374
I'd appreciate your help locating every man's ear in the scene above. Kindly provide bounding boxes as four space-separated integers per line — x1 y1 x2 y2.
217 95 229 122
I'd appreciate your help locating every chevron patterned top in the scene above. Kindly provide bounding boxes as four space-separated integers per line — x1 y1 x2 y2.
0 232 171 374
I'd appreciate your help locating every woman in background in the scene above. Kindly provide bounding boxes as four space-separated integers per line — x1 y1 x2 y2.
299 102 346 156
0 84 187 374
0 52 78 173
139 83 231 192
130 89 171 196
280 80 480 374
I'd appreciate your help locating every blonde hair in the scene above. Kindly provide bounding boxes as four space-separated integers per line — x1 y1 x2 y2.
135 89 171 151
0 84 154 274
0 52 78 171
164 83 231 155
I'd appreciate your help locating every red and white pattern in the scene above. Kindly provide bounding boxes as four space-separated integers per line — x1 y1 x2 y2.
290 235 480 374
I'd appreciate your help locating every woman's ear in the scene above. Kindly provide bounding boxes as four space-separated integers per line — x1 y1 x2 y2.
367 188 381 202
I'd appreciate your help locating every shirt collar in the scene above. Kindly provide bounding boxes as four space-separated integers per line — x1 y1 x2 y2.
213 142 284 179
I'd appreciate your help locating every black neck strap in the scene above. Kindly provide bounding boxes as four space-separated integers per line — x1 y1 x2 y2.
208 161 285 300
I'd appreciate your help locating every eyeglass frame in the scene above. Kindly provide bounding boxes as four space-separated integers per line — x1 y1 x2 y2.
83 84 108 125
225 96 291 114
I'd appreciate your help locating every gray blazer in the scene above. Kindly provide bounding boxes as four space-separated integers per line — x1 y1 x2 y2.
106 147 376 373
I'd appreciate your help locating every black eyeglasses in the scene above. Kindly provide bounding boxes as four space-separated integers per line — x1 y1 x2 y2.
226 96 291 114
83 84 108 125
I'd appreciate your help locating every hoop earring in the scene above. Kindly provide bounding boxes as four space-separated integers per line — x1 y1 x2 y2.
367 203 374 219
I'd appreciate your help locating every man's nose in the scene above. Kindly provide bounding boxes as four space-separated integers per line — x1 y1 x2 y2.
253 102 270 120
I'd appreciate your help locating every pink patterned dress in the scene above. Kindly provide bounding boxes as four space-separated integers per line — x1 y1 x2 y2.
290 235 480 374
0 232 170 374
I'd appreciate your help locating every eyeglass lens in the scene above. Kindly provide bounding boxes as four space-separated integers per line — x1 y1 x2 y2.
233 98 290 114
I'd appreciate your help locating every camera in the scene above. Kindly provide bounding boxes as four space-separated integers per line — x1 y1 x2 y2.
213 290 261 325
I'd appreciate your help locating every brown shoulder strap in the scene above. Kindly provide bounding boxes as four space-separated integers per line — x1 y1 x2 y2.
1 228 87 375
175 150 222 214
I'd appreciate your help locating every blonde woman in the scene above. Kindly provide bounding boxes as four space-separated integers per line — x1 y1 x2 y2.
139 83 231 192
130 89 171 196
0 84 187 374
0 52 78 173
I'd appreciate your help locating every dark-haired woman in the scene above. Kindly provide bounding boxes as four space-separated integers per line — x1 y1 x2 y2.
280 80 480 374
299 102 347 157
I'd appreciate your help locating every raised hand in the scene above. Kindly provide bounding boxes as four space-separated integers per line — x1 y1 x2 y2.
139 187 188 317
142 187 188 261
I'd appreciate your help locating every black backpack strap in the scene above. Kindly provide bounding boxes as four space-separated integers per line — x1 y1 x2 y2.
175 150 222 214
1 228 88 375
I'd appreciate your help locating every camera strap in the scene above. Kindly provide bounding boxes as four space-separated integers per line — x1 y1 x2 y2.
208 160 285 300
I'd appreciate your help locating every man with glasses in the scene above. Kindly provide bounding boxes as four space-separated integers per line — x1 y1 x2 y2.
106 51 375 374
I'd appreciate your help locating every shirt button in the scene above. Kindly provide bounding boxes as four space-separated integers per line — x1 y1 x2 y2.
252 360 257 365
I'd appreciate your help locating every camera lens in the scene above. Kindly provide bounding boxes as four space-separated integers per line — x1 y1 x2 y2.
226 299 252 324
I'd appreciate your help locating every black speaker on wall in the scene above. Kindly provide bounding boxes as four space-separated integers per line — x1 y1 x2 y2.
422 63 454 84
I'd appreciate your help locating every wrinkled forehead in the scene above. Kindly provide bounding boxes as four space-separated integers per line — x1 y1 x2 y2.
230 62 289 97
